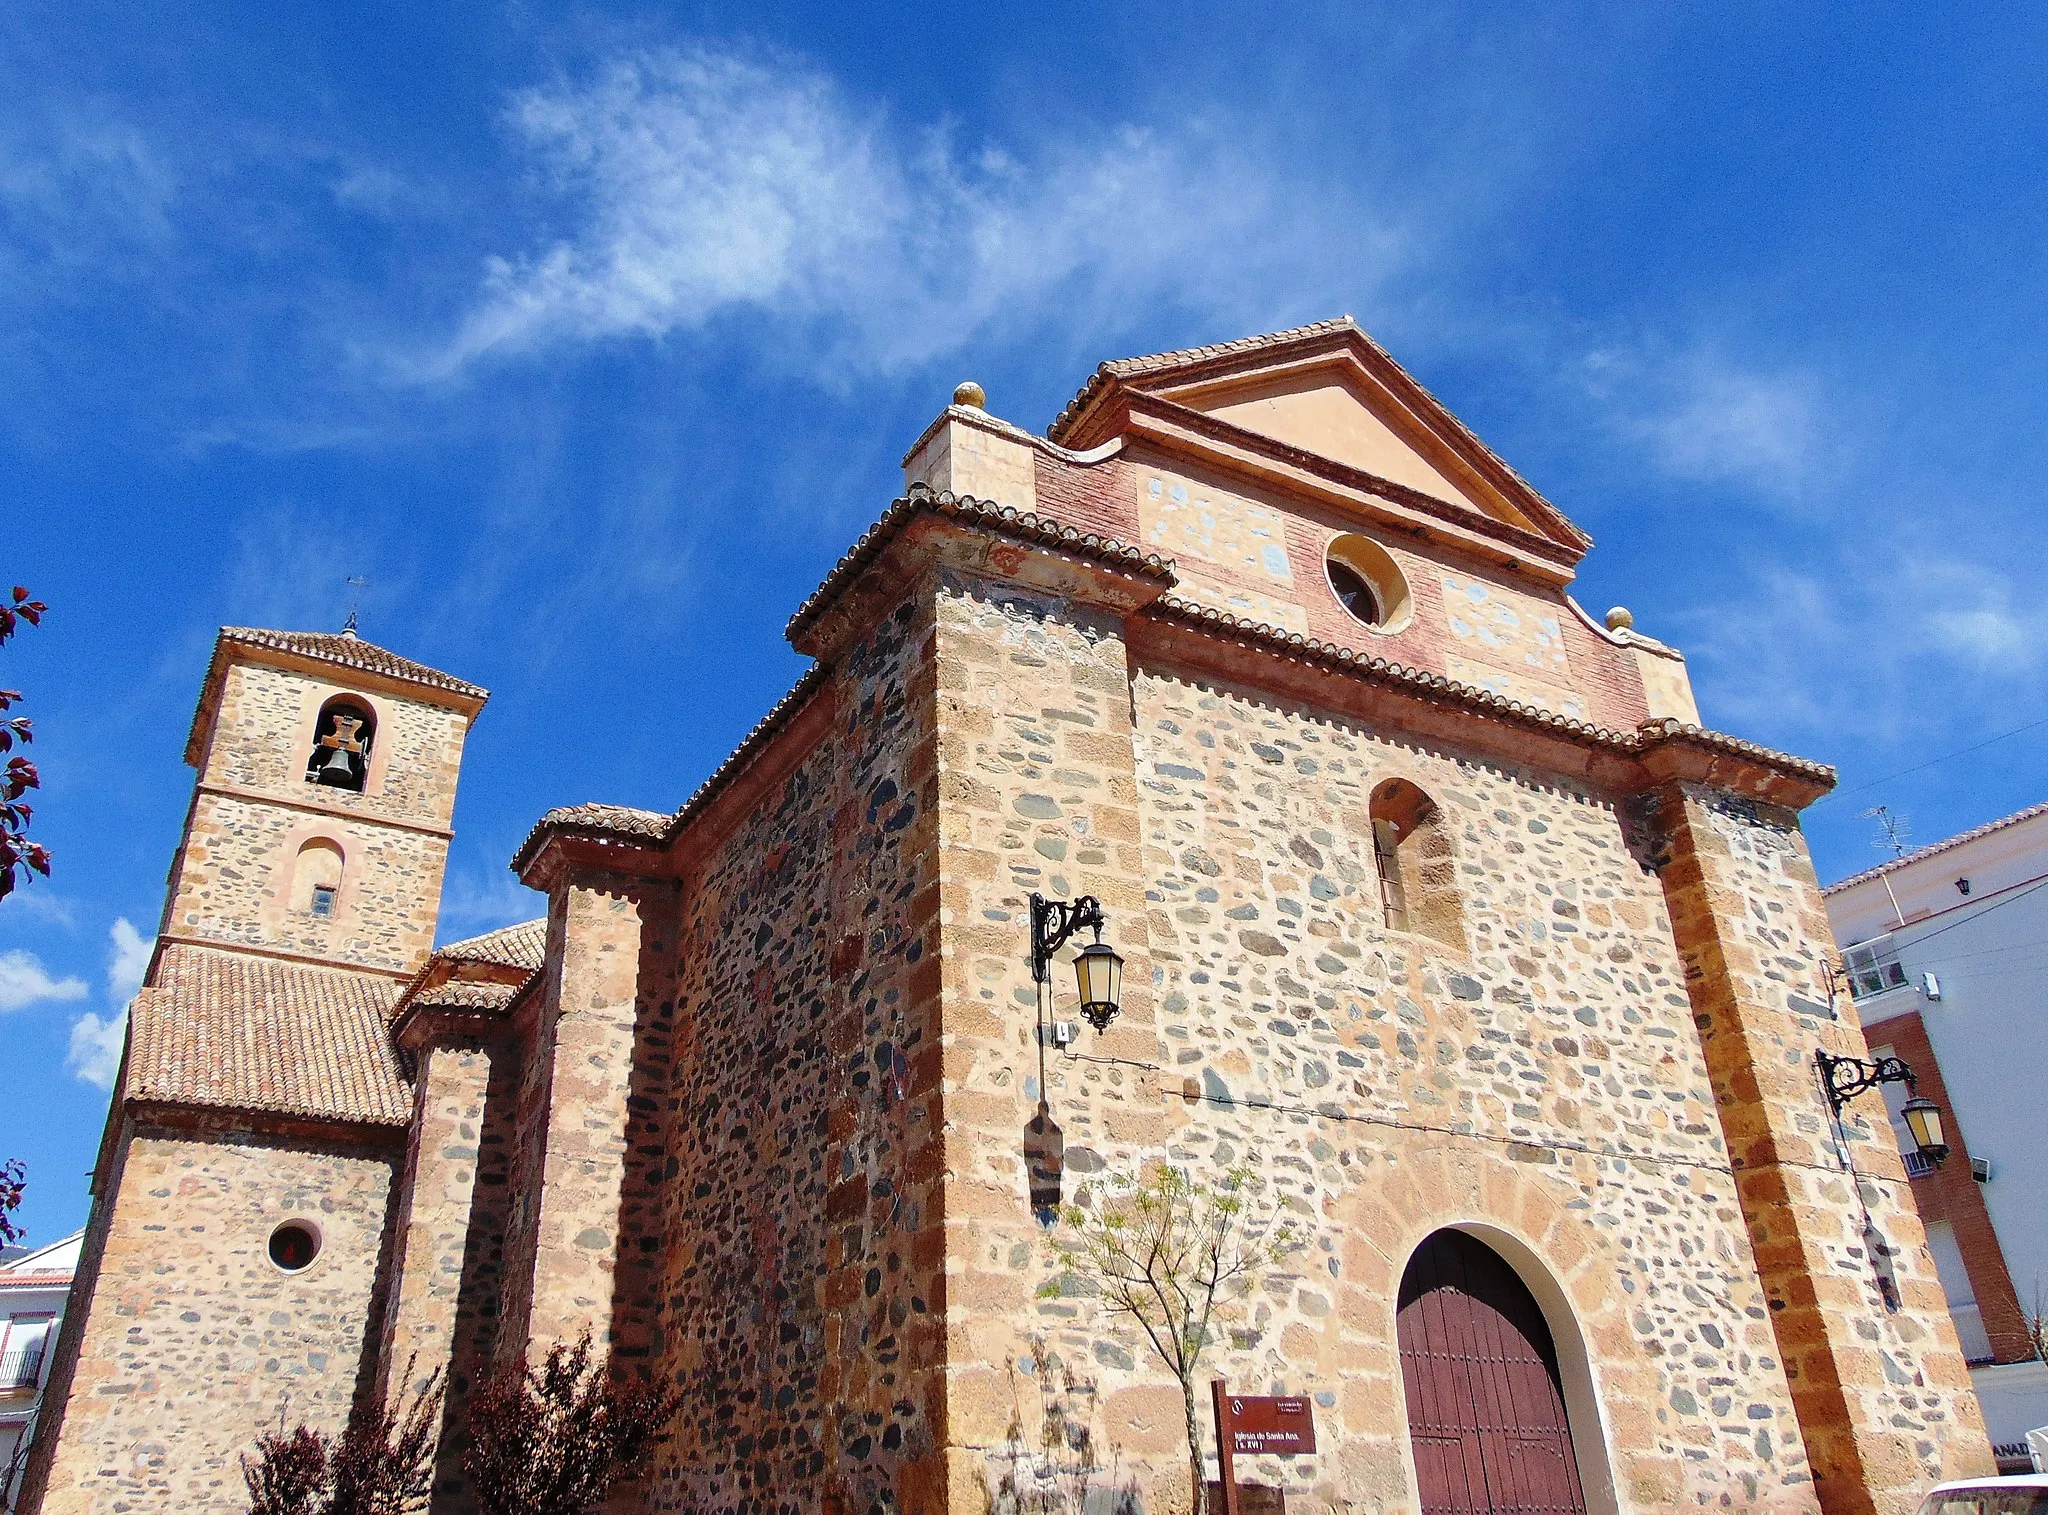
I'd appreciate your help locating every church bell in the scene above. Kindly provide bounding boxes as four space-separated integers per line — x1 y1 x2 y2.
311 746 363 787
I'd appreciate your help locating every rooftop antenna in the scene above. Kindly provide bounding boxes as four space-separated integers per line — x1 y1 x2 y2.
1860 804 1911 926
342 576 367 638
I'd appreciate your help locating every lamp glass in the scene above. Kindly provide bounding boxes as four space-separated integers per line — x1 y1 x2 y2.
1074 940 1123 1021
1901 1096 1947 1161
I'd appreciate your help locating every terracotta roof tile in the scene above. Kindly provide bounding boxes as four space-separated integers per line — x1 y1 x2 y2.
129 947 411 1126
1823 800 2048 895
219 627 489 701
436 918 548 972
409 980 520 1014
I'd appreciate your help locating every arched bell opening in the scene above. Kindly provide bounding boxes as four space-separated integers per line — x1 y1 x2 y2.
305 696 376 793
1397 1226 1617 1515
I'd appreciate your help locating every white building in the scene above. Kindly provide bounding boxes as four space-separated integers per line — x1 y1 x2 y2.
1 1232 81 1513
1825 800 2048 1467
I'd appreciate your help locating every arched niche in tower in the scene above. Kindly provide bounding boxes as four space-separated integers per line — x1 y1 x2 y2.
305 695 376 793
1370 777 1465 949
289 837 344 918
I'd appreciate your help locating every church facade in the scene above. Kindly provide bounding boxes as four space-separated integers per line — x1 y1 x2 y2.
20 321 1994 1515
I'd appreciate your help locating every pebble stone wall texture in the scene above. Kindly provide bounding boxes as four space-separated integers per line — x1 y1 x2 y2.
921 567 1825 1514
18 633 482 1515
645 588 946 1515
26 1125 399 1514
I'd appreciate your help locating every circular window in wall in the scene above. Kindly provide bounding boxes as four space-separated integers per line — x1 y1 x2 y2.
268 1221 321 1273
1325 534 1414 634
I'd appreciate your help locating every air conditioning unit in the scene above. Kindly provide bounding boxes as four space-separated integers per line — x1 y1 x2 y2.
1921 972 1942 1001
1972 1157 1993 1184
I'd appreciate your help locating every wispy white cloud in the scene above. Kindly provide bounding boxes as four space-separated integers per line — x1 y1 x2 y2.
0 950 88 1013
4 889 77 929
65 918 153 1092
1579 343 1825 497
106 917 151 1005
414 45 1404 381
435 863 544 940
0 108 178 273
67 1012 126 1090
1678 552 2048 747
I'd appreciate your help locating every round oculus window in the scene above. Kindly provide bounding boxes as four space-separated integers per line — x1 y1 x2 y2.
1327 559 1381 625
269 1222 321 1272
1324 534 1413 634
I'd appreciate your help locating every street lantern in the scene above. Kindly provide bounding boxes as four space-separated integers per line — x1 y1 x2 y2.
1816 1050 1950 1169
1900 1095 1949 1166
1073 938 1125 1032
1030 893 1125 1032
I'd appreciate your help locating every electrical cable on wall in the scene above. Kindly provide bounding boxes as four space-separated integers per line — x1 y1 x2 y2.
1056 1045 1917 1186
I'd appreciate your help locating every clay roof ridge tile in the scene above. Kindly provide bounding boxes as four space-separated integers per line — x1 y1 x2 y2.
1822 798 2048 894
217 626 489 701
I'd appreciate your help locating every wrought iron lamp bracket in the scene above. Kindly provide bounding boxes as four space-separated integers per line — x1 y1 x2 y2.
1029 893 1104 983
1816 1050 1916 1114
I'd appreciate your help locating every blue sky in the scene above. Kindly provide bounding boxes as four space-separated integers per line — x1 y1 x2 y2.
4 2 2047 1243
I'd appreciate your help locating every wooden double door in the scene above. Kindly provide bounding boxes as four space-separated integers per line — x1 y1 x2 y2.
1397 1229 1588 1515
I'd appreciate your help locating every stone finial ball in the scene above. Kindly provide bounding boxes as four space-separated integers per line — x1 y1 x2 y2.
1605 606 1635 632
953 381 987 409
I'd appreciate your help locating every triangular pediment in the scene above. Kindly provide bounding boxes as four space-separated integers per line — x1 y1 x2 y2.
1182 364 1492 516
1049 319 1590 571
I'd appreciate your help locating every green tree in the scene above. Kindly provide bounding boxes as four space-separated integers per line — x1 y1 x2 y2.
1042 1165 1301 1515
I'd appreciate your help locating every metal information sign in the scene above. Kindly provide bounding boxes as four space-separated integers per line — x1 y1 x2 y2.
1210 1380 1318 1515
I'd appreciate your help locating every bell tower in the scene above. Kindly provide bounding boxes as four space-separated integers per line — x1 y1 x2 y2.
158 624 489 981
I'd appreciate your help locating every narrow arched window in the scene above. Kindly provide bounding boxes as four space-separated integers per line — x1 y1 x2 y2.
305 697 375 793
1370 778 1464 947
290 838 344 917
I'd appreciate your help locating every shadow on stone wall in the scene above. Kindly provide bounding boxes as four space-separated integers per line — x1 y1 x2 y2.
1025 1100 1066 1221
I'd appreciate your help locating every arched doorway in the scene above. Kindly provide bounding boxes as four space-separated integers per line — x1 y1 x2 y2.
1398 1229 1587 1515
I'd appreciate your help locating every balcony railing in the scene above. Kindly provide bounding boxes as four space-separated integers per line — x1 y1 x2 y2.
0 1345 44 1391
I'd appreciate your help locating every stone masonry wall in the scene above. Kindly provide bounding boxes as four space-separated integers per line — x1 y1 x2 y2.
647 586 945 1515
1653 784 1992 1514
161 658 471 977
377 1040 518 1510
164 791 450 975
922 567 1830 1515
517 876 665 1356
28 1124 397 1515
203 661 469 829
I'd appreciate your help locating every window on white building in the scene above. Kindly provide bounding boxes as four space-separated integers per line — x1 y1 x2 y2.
1923 1220 1996 1363
0 1312 52 1391
1844 934 1909 1000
